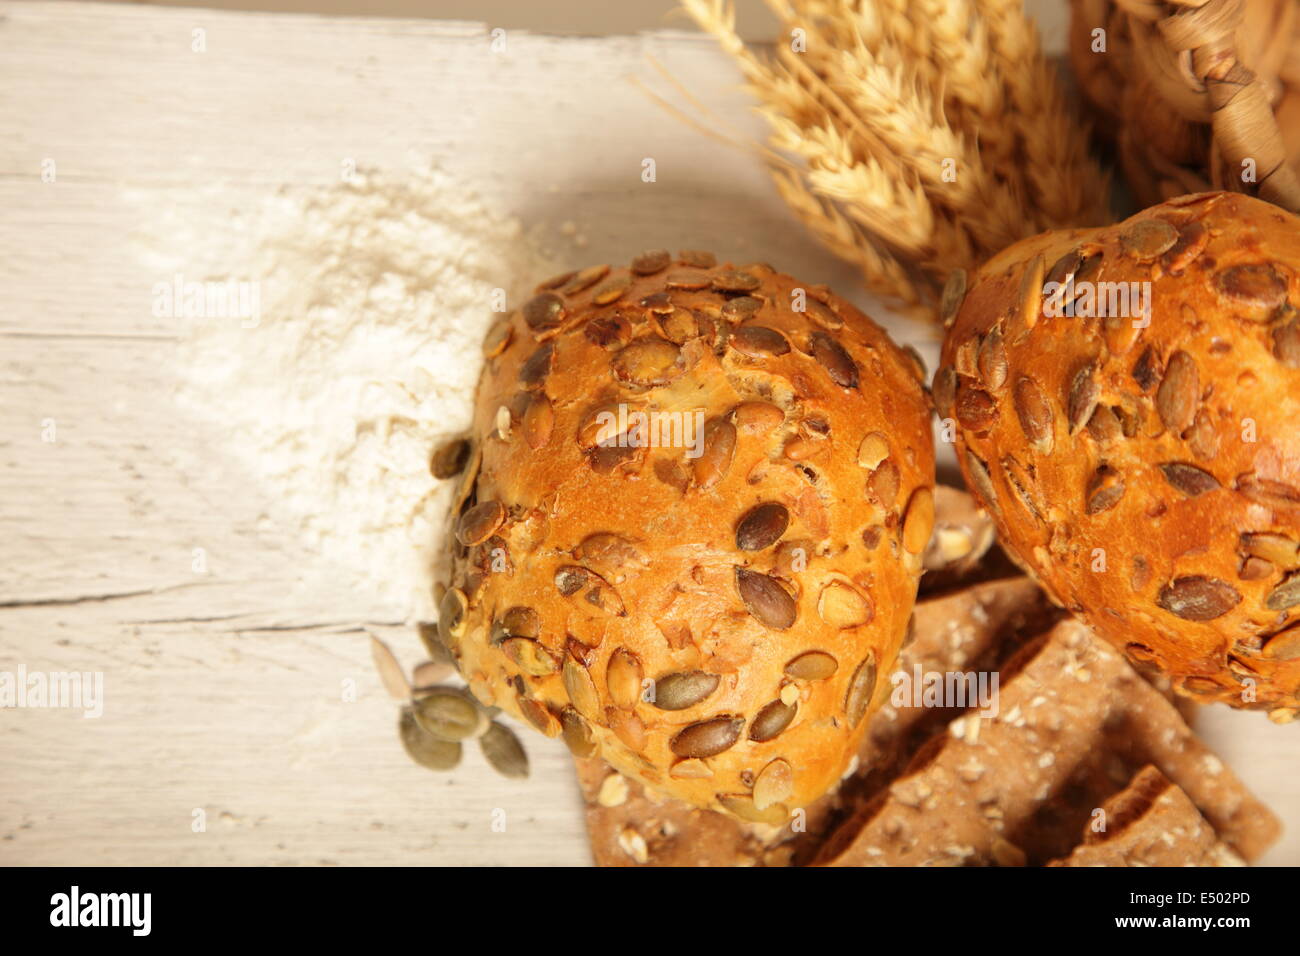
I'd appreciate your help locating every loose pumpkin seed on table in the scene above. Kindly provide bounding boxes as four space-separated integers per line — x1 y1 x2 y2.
479 721 529 779
438 253 935 815
412 687 488 741
399 706 462 772
369 635 411 702
942 193 1300 715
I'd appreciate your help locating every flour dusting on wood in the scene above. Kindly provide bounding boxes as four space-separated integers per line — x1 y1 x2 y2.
166 167 553 621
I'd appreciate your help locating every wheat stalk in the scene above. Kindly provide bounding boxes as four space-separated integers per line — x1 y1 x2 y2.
977 0 1111 226
919 0 1002 123
759 2 998 261
680 0 1111 315
769 166 923 305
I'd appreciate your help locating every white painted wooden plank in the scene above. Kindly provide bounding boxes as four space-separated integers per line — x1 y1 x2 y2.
0 1 1293 866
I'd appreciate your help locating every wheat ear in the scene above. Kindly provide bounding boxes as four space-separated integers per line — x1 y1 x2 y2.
977 0 1111 226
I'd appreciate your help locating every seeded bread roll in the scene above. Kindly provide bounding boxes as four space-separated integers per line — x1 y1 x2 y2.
937 192 1300 718
438 251 935 818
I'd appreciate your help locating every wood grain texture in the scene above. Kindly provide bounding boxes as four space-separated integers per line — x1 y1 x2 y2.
0 0 1294 866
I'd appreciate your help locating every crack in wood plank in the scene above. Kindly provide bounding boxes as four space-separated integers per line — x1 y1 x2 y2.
0 330 180 341
0 582 202 609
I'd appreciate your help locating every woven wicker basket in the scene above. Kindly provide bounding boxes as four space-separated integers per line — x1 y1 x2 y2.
1069 0 1300 211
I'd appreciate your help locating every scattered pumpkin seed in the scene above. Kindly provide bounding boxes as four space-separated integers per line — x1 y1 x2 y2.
429 438 470 479
631 249 671 275
1014 253 1044 337
855 432 889 470
671 715 744 758
606 706 647 750
735 567 797 629
867 459 900 508
665 269 710 290
679 249 717 268
585 314 632 350
554 565 589 596
752 758 793 810
749 699 797 742
1265 572 1300 611
735 502 790 551
730 324 790 358
902 486 935 555
1159 462 1220 496
370 635 411 701
1155 351 1199 433
1013 376 1054 453
455 500 506 546
399 706 462 771
693 418 737 489
518 696 561 737
1162 220 1208 273
591 274 631 305
481 319 513 359
574 533 646 579
639 290 673 313
538 270 575 290
844 655 878 728
1241 532 1299 568
518 342 555 389
658 308 697 343
521 394 554 449
606 648 644 710
503 637 558 676
809 331 859 388
522 291 565 332
669 757 714 779
1213 263 1288 321
1262 625 1300 661
563 658 602 721
1274 312 1300 367
977 327 1007 389
611 337 683 387
479 721 529 778
1157 576 1242 620
954 381 998 431
416 620 448 664
437 588 468 650
1085 464 1126 514
561 264 609 295
1045 247 1083 297
784 650 839 680
817 579 871 627
1120 218 1178 260
1066 363 1099 435
719 296 760 322
965 450 998 506
652 671 720 710
413 687 487 741
711 269 760 292
733 401 783 433
411 658 455 689
559 705 598 757
1236 474 1300 510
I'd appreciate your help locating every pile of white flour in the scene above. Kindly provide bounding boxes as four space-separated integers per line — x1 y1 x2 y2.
160 166 554 621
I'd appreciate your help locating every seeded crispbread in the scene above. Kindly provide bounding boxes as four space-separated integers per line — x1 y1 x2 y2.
1048 765 1246 868
817 618 1279 865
